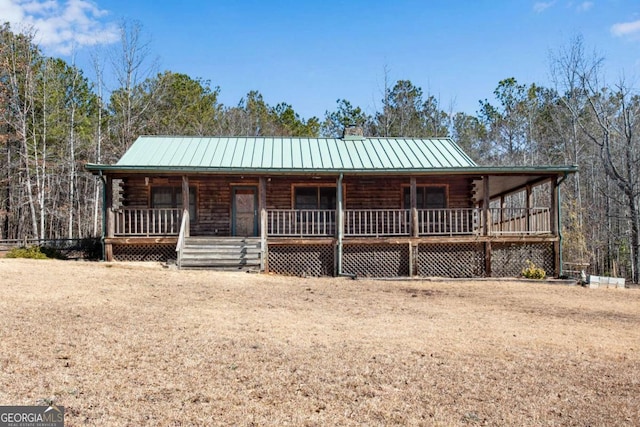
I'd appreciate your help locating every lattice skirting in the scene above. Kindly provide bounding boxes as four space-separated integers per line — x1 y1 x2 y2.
268 244 334 276
343 244 410 277
108 240 555 277
418 243 486 278
492 242 554 277
112 243 176 262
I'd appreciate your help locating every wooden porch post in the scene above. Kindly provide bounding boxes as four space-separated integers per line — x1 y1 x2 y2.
482 176 490 236
526 185 532 233
410 177 418 237
500 196 506 233
410 177 418 277
106 176 114 237
483 176 491 277
550 178 559 236
105 175 114 261
259 177 267 272
182 175 190 237
336 173 344 276
551 177 560 277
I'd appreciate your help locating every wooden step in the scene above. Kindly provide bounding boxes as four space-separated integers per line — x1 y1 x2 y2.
181 249 261 257
185 236 260 245
180 252 260 260
179 259 260 268
179 256 260 267
178 236 262 270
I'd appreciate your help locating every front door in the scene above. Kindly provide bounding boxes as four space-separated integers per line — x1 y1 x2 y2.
232 187 258 236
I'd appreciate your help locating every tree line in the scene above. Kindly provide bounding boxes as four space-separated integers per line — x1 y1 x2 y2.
1 22 638 282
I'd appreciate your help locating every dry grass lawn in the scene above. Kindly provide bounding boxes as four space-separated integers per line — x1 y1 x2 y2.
0 259 639 426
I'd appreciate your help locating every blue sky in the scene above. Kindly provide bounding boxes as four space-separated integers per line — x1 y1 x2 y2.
2 0 640 120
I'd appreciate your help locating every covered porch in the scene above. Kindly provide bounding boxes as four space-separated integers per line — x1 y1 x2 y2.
97 170 567 278
104 170 559 238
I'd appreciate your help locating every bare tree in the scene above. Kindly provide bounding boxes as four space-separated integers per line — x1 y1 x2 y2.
4 27 39 238
548 37 604 265
584 82 640 282
552 37 640 282
109 20 159 156
550 36 603 210
67 55 79 239
91 50 105 236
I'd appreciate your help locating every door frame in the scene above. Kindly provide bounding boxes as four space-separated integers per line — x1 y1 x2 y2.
231 186 258 236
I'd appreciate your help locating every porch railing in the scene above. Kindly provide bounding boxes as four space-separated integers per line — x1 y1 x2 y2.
265 208 552 237
110 207 552 237
175 210 189 268
417 208 481 235
267 209 336 236
345 209 411 236
114 208 182 236
488 207 551 235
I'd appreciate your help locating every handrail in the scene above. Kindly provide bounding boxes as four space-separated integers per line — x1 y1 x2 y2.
175 209 189 268
417 208 480 236
264 208 552 238
488 207 551 235
345 209 411 236
267 209 336 236
114 208 182 236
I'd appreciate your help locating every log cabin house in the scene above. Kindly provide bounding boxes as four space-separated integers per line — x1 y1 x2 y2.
86 133 577 278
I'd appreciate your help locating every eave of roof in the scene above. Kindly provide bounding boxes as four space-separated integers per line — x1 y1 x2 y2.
86 163 578 176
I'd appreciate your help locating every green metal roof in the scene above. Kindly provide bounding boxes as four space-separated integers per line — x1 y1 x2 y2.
114 136 476 170
86 135 577 177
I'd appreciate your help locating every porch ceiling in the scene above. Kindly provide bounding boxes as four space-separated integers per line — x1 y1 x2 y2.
474 173 567 201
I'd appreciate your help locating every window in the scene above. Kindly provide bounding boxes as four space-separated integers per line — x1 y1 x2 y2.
294 186 336 210
403 186 447 209
151 186 197 219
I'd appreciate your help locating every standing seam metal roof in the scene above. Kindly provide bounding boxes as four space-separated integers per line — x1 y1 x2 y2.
113 136 477 171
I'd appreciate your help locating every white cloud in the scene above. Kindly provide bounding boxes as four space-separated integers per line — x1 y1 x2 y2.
611 19 640 38
577 2 593 12
21 0 57 14
533 1 555 13
0 0 119 55
0 0 26 21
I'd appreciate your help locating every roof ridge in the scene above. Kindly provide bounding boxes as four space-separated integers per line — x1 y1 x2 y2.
137 135 455 141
